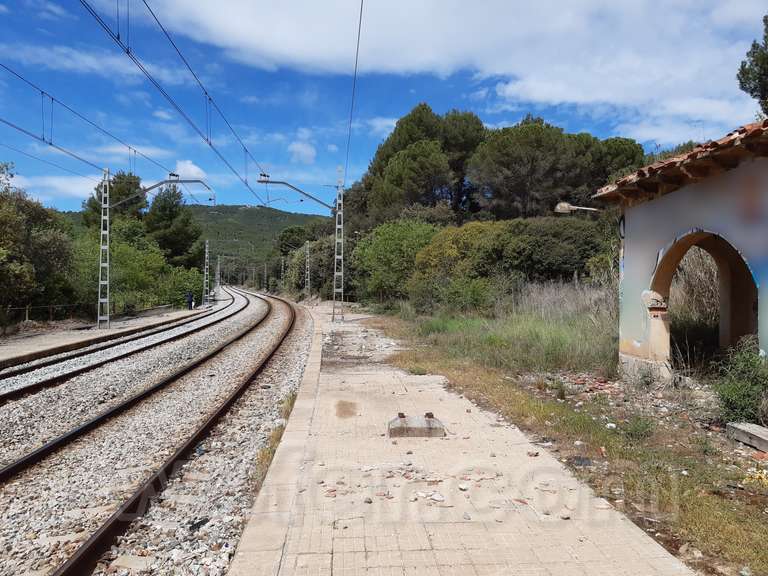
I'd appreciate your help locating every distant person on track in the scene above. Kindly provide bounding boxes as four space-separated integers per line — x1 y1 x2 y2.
186 291 193 310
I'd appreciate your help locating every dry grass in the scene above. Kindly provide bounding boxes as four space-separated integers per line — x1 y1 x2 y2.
251 392 297 493
403 280 619 378
371 314 768 575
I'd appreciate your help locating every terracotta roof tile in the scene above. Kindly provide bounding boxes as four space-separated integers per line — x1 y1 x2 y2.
595 119 768 203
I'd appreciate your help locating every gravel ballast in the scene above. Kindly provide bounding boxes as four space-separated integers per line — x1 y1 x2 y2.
92 305 312 576
0 295 295 576
0 290 268 470
0 291 243 395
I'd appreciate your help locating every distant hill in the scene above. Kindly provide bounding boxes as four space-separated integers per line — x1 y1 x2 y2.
60 204 328 261
188 204 328 260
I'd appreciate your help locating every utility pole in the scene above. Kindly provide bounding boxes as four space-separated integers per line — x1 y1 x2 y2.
216 255 221 291
280 256 285 291
93 175 210 327
305 240 310 299
202 240 210 306
263 261 268 292
96 168 111 329
332 169 344 322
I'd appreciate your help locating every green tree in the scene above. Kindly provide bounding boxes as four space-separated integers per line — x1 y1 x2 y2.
82 171 145 226
369 140 452 222
368 103 443 177
353 220 437 302
601 137 645 179
144 184 202 267
467 116 571 218
441 110 486 214
499 217 604 281
277 225 308 255
738 14 768 115
0 163 73 308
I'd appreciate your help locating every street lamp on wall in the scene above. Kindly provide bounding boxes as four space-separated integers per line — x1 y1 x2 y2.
554 201 601 214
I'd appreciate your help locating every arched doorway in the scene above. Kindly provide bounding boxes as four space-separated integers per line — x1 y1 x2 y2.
645 231 759 364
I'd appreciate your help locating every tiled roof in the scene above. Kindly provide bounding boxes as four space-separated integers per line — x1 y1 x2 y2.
595 119 768 203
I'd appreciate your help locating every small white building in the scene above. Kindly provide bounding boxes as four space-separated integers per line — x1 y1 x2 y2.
596 121 767 375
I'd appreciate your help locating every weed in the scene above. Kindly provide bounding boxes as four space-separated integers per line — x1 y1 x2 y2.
693 435 717 457
713 336 768 424
622 415 655 442
280 391 297 420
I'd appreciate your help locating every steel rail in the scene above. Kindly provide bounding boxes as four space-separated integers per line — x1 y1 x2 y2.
0 306 214 372
0 295 233 379
0 288 247 404
0 287 272 483
50 290 296 575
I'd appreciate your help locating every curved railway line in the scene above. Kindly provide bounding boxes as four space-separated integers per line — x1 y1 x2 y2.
0 297 228 374
0 287 246 404
0 288 298 576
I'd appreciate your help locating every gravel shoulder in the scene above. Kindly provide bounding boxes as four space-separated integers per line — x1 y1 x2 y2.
0 296 293 576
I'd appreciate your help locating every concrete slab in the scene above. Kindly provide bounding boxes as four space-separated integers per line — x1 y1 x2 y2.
727 422 768 452
229 303 696 576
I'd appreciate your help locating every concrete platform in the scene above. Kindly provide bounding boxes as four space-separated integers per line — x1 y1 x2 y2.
0 308 202 368
229 303 695 576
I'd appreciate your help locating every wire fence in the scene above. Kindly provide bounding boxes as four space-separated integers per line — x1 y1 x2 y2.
0 301 179 332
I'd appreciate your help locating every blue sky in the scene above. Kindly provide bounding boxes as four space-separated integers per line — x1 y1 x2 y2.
0 0 765 215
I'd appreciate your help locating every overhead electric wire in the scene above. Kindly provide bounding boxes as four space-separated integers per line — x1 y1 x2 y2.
0 141 101 183
79 0 266 205
343 0 365 188
139 0 267 176
0 61 202 204
0 115 103 171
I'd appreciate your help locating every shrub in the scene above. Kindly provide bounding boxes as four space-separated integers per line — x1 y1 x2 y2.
437 276 492 313
499 217 604 281
353 220 437 302
714 336 768 424
407 217 607 313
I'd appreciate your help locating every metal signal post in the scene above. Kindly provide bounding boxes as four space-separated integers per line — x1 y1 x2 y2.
202 240 210 306
96 169 111 329
305 240 310 299
332 173 344 322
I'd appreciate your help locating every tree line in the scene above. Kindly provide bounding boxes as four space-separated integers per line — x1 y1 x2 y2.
0 164 204 325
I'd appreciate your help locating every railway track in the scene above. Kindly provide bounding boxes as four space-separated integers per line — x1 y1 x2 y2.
0 297 224 373
0 287 246 404
0 289 297 576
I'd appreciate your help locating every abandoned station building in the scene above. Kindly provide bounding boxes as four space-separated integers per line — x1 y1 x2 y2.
596 120 767 377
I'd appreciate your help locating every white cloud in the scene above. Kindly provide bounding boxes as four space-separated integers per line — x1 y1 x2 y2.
175 159 207 180
287 140 317 164
115 91 153 108
26 0 72 20
93 143 175 162
468 87 489 101
153 109 174 121
326 143 339 153
12 173 97 201
139 0 764 145
365 117 397 138
0 43 191 86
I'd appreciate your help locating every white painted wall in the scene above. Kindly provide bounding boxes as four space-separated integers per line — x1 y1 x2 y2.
620 158 768 357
